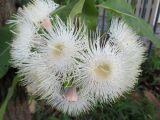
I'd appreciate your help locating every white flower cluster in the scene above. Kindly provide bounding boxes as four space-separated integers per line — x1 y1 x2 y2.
10 0 146 116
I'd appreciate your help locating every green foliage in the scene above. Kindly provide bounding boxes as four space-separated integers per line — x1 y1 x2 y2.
0 75 19 120
122 15 160 48
54 0 71 5
69 0 85 21
100 0 134 15
131 0 138 9
98 0 160 48
52 0 77 21
0 26 13 79
143 48 160 72
46 93 157 120
86 95 156 120
48 115 71 120
17 0 31 5
53 0 98 30
80 0 98 30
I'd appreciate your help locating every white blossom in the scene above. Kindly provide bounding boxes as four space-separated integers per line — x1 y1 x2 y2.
35 16 87 77
10 21 38 67
13 52 61 100
108 18 146 67
8 0 58 27
75 31 145 102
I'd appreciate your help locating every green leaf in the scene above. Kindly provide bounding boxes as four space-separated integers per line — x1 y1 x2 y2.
0 26 13 79
122 15 160 47
69 0 85 21
48 116 59 120
0 75 19 120
51 5 66 15
17 0 31 5
100 0 134 15
131 0 138 10
52 0 78 22
52 0 98 30
98 0 160 48
80 0 98 30
54 0 71 5
106 12 113 31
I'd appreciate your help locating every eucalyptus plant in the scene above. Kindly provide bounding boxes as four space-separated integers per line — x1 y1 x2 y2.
0 0 159 118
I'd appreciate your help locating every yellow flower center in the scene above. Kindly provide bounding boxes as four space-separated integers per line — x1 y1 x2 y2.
94 63 111 79
53 43 65 58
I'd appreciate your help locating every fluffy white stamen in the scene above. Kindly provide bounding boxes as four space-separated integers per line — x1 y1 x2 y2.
8 0 59 26
35 16 87 76
10 21 37 67
75 29 145 102
109 18 146 66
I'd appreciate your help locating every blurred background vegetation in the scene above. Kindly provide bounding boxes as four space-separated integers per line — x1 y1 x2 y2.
0 0 160 120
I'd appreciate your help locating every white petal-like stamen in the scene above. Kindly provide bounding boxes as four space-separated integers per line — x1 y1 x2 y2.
35 16 87 76
17 55 62 99
109 18 146 66
10 21 38 67
8 0 58 26
76 29 145 102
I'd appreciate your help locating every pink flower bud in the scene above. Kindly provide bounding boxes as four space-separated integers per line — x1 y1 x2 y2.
64 87 78 102
41 18 52 29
